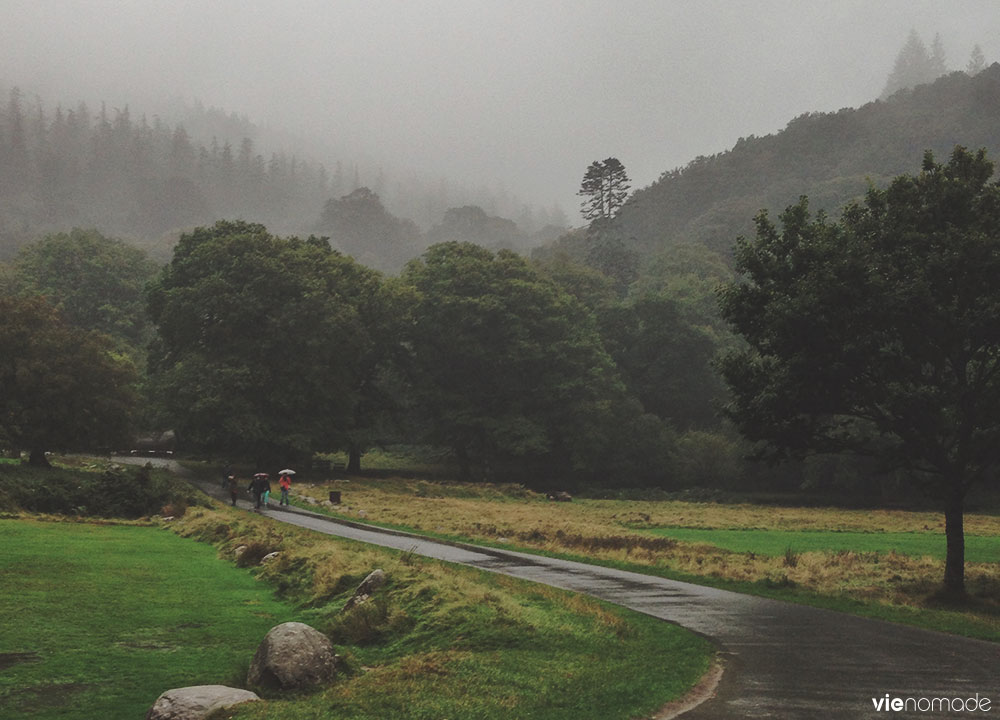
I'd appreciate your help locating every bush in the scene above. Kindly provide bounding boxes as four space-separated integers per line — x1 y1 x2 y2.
92 463 173 517
0 460 190 518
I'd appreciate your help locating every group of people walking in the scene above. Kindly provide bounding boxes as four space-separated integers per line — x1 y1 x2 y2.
223 467 294 510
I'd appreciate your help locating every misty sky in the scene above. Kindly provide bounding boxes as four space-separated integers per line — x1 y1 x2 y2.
3 0 999 220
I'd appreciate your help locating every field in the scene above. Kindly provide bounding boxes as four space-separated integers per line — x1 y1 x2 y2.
287 474 1000 640
0 518 302 719
0 483 713 719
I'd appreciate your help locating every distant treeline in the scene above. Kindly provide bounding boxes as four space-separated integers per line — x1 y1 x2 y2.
0 88 568 269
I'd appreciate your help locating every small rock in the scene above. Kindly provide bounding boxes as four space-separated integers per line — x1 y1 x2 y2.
146 685 260 720
234 545 248 558
261 552 281 563
343 569 387 611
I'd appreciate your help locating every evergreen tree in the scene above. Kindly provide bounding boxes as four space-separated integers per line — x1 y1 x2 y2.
881 30 948 99
578 157 631 222
967 44 987 75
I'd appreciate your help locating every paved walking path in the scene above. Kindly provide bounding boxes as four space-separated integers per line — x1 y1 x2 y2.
148 459 998 718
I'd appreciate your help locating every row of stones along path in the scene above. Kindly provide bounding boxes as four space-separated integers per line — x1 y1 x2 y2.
159 459 997 719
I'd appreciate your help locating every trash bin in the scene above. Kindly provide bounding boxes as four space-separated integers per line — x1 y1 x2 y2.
329 491 341 504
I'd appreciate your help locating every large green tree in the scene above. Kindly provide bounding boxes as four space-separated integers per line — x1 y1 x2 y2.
401 242 631 482
146 221 373 465
718 147 1000 594
0 295 137 464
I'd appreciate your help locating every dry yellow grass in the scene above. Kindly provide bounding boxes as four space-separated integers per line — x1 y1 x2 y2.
299 476 1000 535
292 477 1000 632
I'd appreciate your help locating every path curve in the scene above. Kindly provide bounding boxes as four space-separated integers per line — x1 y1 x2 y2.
140 458 999 718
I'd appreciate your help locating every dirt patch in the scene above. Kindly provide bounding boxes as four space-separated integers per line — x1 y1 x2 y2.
0 651 39 670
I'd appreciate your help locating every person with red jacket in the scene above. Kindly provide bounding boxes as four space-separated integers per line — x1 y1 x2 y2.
278 473 292 506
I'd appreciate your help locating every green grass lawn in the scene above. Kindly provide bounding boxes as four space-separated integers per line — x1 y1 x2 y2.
0 510 716 720
0 519 303 719
172 507 715 720
644 526 1000 563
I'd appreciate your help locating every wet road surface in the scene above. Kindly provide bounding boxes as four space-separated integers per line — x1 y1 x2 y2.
145 459 999 718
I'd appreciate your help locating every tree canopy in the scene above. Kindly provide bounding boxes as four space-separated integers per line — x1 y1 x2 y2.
146 221 374 465
401 241 631 481
718 147 1000 593
314 187 424 272
0 294 138 464
12 228 158 348
598 293 722 430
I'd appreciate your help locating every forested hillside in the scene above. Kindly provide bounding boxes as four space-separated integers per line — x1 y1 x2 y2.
0 88 565 268
607 64 1000 261
0 93 332 261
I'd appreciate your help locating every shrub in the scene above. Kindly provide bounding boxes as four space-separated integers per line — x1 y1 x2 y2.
0 460 190 518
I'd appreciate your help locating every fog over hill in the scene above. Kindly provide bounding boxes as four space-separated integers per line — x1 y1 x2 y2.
3 0 999 225
600 64 1000 263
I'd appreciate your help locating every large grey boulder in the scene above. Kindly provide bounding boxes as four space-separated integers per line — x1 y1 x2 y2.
247 622 337 690
146 685 260 719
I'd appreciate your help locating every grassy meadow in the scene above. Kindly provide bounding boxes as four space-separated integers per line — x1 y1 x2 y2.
0 460 714 720
287 474 1000 640
0 518 302 719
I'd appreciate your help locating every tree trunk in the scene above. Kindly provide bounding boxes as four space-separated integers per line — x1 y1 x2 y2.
943 488 966 595
347 443 362 474
28 448 50 467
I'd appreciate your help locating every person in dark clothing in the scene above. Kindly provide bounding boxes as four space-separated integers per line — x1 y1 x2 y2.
248 473 270 510
225 475 239 506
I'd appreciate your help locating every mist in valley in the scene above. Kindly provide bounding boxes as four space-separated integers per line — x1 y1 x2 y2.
3 2 998 232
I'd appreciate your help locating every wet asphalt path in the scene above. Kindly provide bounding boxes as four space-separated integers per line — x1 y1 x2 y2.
141 458 999 718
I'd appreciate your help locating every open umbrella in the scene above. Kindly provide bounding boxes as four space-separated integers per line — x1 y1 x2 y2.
278 469 296 475
254 472 269 478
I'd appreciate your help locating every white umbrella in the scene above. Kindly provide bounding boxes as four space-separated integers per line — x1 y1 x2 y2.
279 469 296 475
